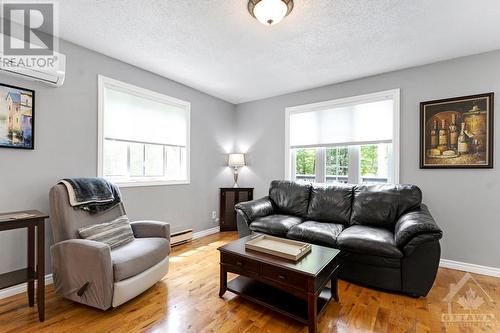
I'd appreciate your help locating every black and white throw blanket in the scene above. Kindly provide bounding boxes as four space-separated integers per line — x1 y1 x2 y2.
59 177 122 214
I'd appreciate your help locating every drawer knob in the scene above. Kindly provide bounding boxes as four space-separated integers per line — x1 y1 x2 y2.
236 261 244 266
278 274 287 280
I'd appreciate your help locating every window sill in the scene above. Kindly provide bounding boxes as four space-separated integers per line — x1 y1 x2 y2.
110 180 191 188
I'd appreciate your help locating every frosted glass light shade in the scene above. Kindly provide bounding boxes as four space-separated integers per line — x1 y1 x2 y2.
228 153 246 167
249 0 293 26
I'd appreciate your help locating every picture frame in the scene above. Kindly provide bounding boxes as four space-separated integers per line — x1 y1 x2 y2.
420 93 494 169
0 83 35 150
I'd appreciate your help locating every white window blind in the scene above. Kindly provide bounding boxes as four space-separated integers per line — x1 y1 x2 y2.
104 88 188 146
289 100 393 148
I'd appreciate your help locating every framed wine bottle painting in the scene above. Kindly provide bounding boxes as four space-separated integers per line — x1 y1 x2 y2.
420 93 494 169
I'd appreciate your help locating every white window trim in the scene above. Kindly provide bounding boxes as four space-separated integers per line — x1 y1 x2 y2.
284 89 400 183
97 75 191 187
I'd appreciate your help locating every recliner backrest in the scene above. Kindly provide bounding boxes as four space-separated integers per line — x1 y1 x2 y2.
350 184 422 229
49 184 126 243
269 180 311 218
307 183 354 224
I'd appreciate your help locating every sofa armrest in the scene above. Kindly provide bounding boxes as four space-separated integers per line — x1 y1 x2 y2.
236 210 252 237
130 220 170 241
394 204 443 249
235 196 275 222
51 239 113 310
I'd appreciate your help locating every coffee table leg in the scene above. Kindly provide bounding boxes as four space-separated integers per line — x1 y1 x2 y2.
219 265 227 297
332 276 339 302
307 292 317 333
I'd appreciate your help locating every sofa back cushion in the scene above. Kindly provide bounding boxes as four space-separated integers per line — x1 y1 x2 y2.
350 184 422 229
307 183 354 224
269 180 311 217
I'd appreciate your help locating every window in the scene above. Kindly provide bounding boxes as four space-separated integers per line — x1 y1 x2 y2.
360 143 391 184
286 90 399 184
326 146 348 183
98 76 190 186
293 148 316 182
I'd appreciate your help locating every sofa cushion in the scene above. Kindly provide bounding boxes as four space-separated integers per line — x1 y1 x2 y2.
287 221 345 247
307 183 354 224
111 237 170 282
337 225 403 258
249 214 303 237
269 180 311 217
350 184 422 229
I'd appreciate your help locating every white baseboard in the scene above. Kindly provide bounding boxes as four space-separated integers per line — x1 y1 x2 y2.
0 274 53 300
192 226 220 240
440 259 500 278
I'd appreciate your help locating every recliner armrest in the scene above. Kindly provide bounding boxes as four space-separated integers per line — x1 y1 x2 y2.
130 220 170 241
394 204 442 248
235 196 275 222
51 239 114 310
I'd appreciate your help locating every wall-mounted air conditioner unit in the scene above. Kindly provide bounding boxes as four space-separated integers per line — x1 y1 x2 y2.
0 33 66 87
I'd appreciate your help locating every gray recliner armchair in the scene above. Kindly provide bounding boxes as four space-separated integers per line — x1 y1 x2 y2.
49 184 170 310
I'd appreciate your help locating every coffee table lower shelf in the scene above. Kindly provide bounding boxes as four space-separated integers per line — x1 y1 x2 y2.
226 275 332 324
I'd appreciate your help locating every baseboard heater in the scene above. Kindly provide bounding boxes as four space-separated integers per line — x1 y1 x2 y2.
171 229 193 246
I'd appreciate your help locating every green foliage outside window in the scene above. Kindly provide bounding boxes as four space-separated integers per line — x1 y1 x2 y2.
295 149 316 175
360 145 378 176
326 147 348 176
295 145 382 178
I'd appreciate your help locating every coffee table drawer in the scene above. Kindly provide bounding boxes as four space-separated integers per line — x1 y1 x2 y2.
261 264 307 291
221 253 260 275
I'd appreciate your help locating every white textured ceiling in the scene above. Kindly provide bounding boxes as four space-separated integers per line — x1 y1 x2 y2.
57 0 500 104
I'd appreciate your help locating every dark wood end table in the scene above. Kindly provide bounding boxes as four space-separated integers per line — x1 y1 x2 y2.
0 210 48 322
218 235 340 333
219 187 254 231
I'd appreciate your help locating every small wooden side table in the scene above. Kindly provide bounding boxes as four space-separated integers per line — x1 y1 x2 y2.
0 210 48 322
220 188 254 231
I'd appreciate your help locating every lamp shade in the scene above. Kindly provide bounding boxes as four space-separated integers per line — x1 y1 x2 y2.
228 153 245 167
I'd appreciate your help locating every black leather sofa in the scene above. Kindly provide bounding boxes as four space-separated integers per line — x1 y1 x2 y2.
235 180 443 297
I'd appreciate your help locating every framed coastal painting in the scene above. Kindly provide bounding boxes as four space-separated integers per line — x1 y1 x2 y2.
420 93 494 169
0 83 35 150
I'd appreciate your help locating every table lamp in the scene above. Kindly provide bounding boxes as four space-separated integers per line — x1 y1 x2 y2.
228 153 245 187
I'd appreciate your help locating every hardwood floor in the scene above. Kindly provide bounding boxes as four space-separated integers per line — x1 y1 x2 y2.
0 232 498 332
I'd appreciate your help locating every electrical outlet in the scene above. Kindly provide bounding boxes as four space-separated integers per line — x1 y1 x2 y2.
211 211 217 220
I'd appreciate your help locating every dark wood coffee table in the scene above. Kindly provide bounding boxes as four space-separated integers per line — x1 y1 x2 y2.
218 235 340 333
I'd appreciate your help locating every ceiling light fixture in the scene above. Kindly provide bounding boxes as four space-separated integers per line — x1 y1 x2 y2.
248 0 294 26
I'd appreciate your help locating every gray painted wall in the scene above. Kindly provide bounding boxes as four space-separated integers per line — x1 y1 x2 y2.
1 37 498 276
0 39 236 274
235 50 500 269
